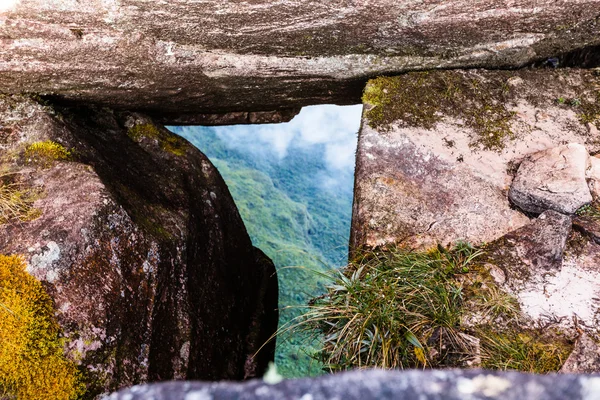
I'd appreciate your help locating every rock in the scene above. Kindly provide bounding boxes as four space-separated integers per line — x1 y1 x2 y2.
561 334 600 373
586 155 600 200
106 369 600 400
573 215 600 244
1 1 600 119
351 69 600 252
0 96 278 396
485 211 600 333
509 143 592 215
486 210 572 289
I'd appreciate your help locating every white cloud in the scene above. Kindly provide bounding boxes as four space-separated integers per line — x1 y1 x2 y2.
210 104 362 171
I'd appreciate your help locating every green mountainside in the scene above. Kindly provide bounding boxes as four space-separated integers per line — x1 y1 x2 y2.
169 125 355 377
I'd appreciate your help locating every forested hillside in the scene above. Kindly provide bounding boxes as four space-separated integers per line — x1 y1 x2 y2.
168 105 361 377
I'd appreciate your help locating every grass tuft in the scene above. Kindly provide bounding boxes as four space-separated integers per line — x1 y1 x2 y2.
283 243 572 373
0 175 41 224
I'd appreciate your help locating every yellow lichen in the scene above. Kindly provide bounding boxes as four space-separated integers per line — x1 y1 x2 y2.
25 141 72 167
127 123 187 156
0 255 84 399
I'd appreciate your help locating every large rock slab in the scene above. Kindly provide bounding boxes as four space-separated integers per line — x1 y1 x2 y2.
509 143 592 215
107 369 600 400
1 1 600 119
0 96 278 396
351 69 600 251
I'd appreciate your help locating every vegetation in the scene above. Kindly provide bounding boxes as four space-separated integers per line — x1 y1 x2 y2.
0 254 84 399
0 175 41 224
362 72 519 151
289 244 571 373
128 123 188 156
576 202 600 219
25 141 72 167
169 126 354 377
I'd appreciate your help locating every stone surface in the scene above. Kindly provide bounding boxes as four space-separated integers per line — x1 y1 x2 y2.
485 212 600 332
561 334 600 373
0 96 278 396
574 215 600 244
509 143 593 215
1 1 600 119
351 69 600 251
587 155 600 200
106 369 600 400
486 210 572 289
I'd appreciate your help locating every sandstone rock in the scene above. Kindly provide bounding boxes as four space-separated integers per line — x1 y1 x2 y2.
560 334 600 373
1 1 600 118
107 369 600 400
509 143 592 215
0 96 277 396
351 69 600 251
573 215 600 244
486 210 572 289
587 155 600 200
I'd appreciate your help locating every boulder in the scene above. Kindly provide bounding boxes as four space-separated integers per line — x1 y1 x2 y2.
106 369 600 400
509 143 592 215
351 69 600 252
0 95 278 396
1 1 600 118
486 210 572 288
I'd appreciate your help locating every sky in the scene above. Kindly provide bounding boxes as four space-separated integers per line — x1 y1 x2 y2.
204 104 363 172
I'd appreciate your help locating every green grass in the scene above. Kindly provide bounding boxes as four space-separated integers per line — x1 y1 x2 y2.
287 243 572 372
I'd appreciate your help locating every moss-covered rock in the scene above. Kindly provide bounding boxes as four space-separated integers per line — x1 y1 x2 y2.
0 96 278 397
0 254 84 400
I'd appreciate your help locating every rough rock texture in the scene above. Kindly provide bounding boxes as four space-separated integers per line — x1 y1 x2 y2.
106 369 600 400
574 215 600 244
485 214 600 333
351 69 600 252
587 155 600 200
561 334 600 373
509 143 592 215
486 210 573 288
0 96 278 397
2 1 600 119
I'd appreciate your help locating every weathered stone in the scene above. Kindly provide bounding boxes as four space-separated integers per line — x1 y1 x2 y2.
1 1 600 119
561 334 600 373
351 69 600 251
106 369 600 400
573 215 600 244
587 155 600 200
484 212 600 334
0 96 278 396
486 210 572 288
509 143 592 215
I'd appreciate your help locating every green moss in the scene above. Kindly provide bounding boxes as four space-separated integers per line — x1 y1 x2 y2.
127 123 188 156
362 72 519 151
25 140 72 167
0 254 85 399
